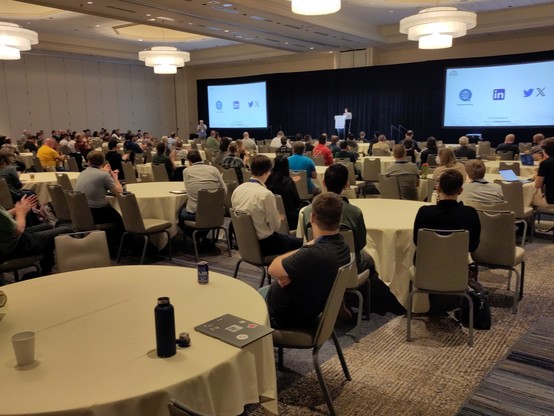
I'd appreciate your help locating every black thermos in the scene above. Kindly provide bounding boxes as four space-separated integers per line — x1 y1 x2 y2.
154 297 176 358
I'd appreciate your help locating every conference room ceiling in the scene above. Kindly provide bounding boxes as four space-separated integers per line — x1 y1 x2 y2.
4 0 554 64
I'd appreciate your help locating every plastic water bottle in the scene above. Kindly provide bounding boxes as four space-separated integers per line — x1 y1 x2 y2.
154 297 176 358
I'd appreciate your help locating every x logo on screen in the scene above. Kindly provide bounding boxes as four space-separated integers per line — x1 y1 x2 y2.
536 87 546 97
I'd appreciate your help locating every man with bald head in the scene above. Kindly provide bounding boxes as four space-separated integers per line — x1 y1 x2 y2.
531 133 545 154
495 133 520 156
37 138 65 170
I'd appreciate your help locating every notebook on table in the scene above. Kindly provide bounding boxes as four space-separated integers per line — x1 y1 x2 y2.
498 169 532 183
195 314 274 348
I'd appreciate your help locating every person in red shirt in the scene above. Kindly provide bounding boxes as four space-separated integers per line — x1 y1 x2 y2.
313 135 334 166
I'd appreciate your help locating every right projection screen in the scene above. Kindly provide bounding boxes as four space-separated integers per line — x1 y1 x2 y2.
443 60 554 127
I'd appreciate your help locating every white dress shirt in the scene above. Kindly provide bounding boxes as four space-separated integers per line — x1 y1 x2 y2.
231 179 281 240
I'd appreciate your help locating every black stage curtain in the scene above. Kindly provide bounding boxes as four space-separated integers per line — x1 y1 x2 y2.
197 50 554 146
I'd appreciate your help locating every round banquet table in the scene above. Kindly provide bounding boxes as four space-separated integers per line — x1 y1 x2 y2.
108 182 187 250
0 266 277 416
16 153 35 170
483 160 538 177
349 199 430 313
21 172 81 204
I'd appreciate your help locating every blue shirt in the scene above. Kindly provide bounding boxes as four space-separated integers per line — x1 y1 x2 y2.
288 154 316 191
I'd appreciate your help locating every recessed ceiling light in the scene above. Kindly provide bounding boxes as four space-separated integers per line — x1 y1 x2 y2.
138 39 143 42
146 14 151 17
148 18 156 21
309 47 314 49
87 1 93 4
157 16 175 21
188 22 194 25
222 3 233 7
95 24 100 27
224 29 229 32
284 42 289 44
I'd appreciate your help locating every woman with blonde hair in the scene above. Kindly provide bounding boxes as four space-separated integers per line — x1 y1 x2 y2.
432 147 467 181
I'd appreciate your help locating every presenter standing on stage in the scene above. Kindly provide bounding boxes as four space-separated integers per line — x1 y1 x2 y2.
343 107 352 137
197 120 207 140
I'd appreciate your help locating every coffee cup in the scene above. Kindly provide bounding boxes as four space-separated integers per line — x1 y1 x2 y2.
12 331 35 366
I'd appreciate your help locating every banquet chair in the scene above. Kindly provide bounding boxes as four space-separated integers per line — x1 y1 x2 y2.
371 148 390 156
56 173 73 191
121 161 137 184
64 190 117 232
183 188 230 261
143 151 152 164
378 174 401 199
335 157 351 164
290 170 313 202
0 255 42 283
306 226 370 342
168 399 208 416
32 156 44 172
221 167 240 184
534 205 554 241
230 209 278 287
223 180 238 217
272 254 355 416
274 194 290 235
498 151 514 160
472 210 525 313
395 173 419 201
337 161 363 194
407 229 474 346
67 156 80 173
427 154 438 167
241 167 252 182
0 178 13 209
313 156 325 166
152 163 170 182
362 158 381 182
477 141 491 156
116 192 172 264
47 185 72 224
464 200 509 212
495 180 534 246
519 142 532 153
498 161 520 176
55 231 111 273
425 178 437 202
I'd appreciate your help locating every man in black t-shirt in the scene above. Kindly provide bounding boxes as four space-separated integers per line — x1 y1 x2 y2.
533 137 554 207
264 192 350 329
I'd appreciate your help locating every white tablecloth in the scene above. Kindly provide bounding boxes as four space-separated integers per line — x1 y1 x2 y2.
135 161 184 179
350 199 430 313
360 156 396 176
16 153 34 170
21 172 80 204
109 182 187 249
483 160 538 177
0 266 277 416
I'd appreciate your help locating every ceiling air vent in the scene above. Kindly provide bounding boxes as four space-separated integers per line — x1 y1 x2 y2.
105 5 136 13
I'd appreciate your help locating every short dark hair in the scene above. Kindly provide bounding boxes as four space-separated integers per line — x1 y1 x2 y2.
465 159 486 180
250 154 273 176
87 150 105 167
108 139 118 150
187 149 202 163
156 142 166 153
228 143 238 154
339 141 347 150
324 164 348 194
293 142 305 154
439 169 463 196
318 135 327 145
311 192 343 231
542 137 554 157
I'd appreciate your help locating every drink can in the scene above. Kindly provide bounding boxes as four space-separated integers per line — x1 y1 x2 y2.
197 261 209 284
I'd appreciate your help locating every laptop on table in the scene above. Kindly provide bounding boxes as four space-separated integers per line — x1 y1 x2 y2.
498 169 532 183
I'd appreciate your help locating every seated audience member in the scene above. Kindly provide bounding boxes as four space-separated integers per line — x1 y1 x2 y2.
495 133 520 156
276 136 291 156
124 133 143 154
334 140 358 163
0 194 71 275
231 154 303 256
241 132 257 153
414 169 480 253
454 136 477 159
533 137 554 208
105 139 124 180
530 133 545 156
385 144 420 200
0 149 28 202
371 134 391 155
270 131 289 149
213 137 231 166
399 130 420 163
288 142 318 194
205 130 221 154
264 192 351 329
266 155 302 230
303 135 314 152
222 142 245 181
432 147 467 182
75 151 124 250
23 135 38 153
37 138 65 171
328 135 340 155
179 150 226 224
460 160 504 204
313 135 334 166
419 137 438 165
302 164 374 274
359 131 368 143
236 139 249 163
153 142 176 180
346 133 358 152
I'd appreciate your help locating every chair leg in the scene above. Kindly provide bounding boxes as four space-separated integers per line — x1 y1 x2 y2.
331 331 351 380
219 227 231 257
233 259 243 279
519 261 525 300
520 220 528 247
277 347 284 371
312 346 337 416
512 267 520 314
116 232 129 263
259 266 268 288
139 235 149 265
164 230 172 260
191 230 200 261
365 279 371 321
348 289 363 343
462 292 474 347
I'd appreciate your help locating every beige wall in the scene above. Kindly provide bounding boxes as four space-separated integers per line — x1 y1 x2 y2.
0 54 177 140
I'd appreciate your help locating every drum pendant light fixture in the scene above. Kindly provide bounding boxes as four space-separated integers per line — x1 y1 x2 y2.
0 22 38 60
291 0 341 16
138 46 190 74
399 7 476 49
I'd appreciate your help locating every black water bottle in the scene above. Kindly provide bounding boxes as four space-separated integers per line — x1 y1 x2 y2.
154 297 176 358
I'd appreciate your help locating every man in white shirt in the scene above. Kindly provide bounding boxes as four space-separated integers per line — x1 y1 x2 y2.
242 131 257 152
231 154 302 256
460 159 504 204
270 131 290 149
197 120 207 140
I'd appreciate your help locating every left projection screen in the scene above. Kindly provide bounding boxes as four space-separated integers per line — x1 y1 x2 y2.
207 81 268 128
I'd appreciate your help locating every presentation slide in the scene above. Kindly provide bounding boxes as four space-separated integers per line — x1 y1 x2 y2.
443 60 554 127
207 82 268 128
